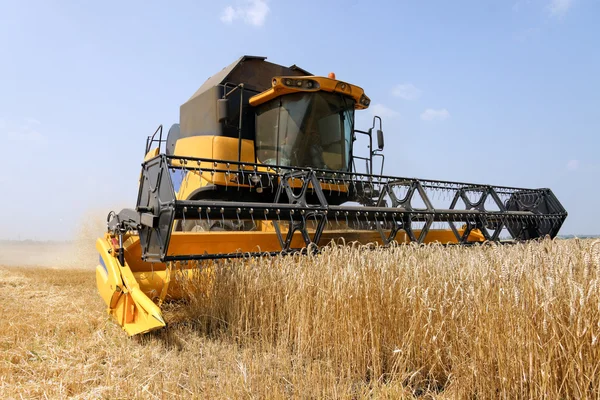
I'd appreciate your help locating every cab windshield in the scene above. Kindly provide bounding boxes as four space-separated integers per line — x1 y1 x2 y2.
255 92 354 171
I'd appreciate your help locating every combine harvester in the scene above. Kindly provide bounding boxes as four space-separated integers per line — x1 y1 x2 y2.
97 56 567 335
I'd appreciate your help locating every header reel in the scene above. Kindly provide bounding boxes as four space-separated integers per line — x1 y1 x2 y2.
106 154 567 263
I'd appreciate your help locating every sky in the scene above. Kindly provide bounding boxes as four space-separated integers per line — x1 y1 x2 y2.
0 0 598 240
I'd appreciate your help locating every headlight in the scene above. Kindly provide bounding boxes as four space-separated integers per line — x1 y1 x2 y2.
305 80 319 89
280 78 320 90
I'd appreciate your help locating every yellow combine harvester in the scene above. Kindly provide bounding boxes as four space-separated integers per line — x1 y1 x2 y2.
96 56 567 335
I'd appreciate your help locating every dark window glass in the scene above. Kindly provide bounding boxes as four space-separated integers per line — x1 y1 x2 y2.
255 92 354 171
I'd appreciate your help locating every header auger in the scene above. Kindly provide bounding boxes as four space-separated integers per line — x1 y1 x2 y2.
96 56 567 335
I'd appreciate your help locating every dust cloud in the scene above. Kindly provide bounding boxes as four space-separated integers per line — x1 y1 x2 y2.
0 209 108 269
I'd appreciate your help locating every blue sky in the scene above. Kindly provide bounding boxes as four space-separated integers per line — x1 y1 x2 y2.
0 0 598 240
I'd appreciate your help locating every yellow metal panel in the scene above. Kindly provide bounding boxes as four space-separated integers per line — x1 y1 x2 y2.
95 235 166 336
161 228 484 258
173 135 213 160
173 135 257 199
144 147 159 161
213 136 255 163
172 135 255 162
249 76 370 109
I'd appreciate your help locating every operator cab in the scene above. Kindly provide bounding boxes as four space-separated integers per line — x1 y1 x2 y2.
171 56 383 177
254 92 354 170
249 75 371 173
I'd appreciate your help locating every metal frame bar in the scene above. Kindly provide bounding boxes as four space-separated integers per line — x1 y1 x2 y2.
108 154 567 262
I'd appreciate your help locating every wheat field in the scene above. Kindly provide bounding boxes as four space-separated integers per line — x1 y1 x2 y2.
1 239 600 399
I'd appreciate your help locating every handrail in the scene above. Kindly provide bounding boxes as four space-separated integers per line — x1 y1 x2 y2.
145 125 164 155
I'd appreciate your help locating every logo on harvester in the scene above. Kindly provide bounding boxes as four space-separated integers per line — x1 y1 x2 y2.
99 255 108 275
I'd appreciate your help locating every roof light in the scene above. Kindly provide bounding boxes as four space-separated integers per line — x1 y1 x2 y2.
359 95 370 106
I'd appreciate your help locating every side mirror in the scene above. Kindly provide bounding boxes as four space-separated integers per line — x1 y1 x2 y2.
376 129 384 150
217 99 229 122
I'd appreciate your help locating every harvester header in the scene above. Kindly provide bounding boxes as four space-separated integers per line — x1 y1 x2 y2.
96 55 567 335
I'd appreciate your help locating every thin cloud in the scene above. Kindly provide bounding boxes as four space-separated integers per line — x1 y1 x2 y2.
221 6 237 23
420 108 450 121
6 130 46 144
549 0 573 16
566 159 580 171
369 103 399 119
2 118 47 145
392 83 421 101
221 0 270 27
